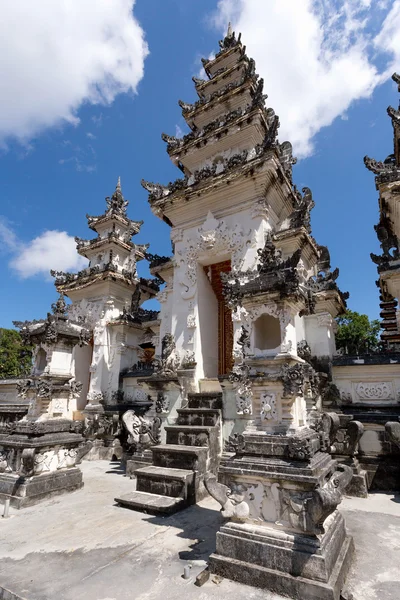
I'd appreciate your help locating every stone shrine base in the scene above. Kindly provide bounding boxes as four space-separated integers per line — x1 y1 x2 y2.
209 513 353 600
0 461 399 600
0 467 83 509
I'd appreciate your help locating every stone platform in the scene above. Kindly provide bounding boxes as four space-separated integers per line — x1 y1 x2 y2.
0 461 399 600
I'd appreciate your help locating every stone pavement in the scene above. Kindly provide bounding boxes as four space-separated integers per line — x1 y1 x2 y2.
0 461 399 600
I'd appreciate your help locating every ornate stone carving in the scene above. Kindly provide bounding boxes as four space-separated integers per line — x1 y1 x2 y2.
260 392 277 421
67 378 83 398
186 314 196 329
386 421 400 447
281 363 306 397
0 449 13 473
16 378 35 399
332 419 364 456
36 380 52 398
154 333 179 377
20 448 36 476
230 363 253 414
281 465 353 534
87 391 104 404
229 325 253 415
297 340 312 362
122 410 161 452
355 382 392 400
287 186 315 233
288 435 314 460
177 212 251 297
364 155 400 186
224 433 246 454
204 473 250 519
340 391 353 405
155 392 169 414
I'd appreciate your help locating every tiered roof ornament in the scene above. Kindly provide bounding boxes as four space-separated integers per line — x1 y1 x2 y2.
51 179 152 294
365 73 400 188
140 24 302 220
142 25 347 319
13 293 91 347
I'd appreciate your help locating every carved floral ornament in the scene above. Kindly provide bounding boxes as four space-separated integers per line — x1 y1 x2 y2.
176 212 253 299
355 382 393 400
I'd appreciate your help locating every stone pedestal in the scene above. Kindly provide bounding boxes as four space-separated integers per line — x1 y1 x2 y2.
210 514 353 600
0 419 84 508
206 429 354 600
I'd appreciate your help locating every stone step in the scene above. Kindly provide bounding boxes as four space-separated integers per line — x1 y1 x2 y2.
135 465 195 499
165 425 216 447
114 490 185 515
188 392 222 410
176 408 220 427
151 444 209 471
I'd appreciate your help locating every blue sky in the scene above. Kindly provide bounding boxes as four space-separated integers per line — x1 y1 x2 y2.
1 0 400 328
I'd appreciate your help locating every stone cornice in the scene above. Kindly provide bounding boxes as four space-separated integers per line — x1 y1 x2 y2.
145 149 280 215
76 234 134 257
193 57 250 96
54 266 137 294
86 212 143 234
163 105 267 157
179 76 255 120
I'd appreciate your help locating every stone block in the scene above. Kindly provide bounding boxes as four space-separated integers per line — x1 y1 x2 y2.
0 468 83 509
209 519 354 600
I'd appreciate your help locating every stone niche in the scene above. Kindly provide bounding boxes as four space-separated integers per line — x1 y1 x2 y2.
253 313 282 356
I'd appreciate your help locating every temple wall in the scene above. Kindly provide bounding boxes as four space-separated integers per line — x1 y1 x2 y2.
0 379 23 404
332 363 400 407
332 361 400 488
304 313 336 358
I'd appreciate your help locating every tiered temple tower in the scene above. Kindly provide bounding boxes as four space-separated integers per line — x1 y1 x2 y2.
3 181 161 506
52 179 158 408
366 73 400 346
118 26 354 599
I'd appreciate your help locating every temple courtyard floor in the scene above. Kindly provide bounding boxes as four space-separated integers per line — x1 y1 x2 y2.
0 462 399 600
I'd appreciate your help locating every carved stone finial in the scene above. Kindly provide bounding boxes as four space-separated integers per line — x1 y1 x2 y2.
227 22 233 38
116 176 121 190
51 293 67 317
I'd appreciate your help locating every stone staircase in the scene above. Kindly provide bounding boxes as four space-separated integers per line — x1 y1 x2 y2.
115 392 222 515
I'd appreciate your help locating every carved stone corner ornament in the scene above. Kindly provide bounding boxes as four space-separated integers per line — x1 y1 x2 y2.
204 473 250 519
283 464 353 535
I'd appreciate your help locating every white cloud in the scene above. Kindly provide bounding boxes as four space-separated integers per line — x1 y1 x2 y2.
0 219 87 279
212 0 400 157
175 124 184 138
0 0 148 146
0 219 19 252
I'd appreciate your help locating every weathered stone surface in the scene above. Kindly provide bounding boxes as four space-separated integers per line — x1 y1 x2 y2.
114 490 185 515
0 467 83 509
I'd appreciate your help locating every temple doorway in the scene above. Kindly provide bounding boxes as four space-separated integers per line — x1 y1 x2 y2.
204 260 234 376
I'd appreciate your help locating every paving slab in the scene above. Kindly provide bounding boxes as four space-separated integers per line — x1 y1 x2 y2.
0 461 398 600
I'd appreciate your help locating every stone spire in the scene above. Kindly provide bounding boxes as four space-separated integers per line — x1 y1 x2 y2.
51 180 149 295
